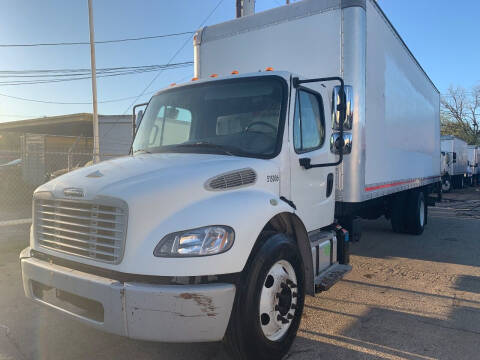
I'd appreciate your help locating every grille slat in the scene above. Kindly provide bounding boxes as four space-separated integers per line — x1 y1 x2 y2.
38 230 121 249
39 203 125 216
207 168 257 190
38 210 123 225
38 238 116 259
40 218 124 233
35 198 127 264
39 224 122 242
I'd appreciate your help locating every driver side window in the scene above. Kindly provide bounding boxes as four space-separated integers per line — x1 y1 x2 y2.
293 90 325 153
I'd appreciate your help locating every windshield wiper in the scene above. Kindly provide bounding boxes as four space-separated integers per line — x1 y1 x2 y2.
175 142 235 156
133 149 152 155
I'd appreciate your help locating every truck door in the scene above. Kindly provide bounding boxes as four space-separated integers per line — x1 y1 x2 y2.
289 86 336 231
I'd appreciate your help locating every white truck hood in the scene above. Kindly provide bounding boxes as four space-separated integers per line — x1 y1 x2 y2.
33 153 283 275
37 153 276 200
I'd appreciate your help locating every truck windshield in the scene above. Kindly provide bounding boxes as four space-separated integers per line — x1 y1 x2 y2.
132 76 286 158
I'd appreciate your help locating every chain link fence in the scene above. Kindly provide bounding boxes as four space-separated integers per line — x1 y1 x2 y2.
0 133 123 218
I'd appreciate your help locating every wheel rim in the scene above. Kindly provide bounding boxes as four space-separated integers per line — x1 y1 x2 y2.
419 198 425 226
442 180 450 192
259 259 298 341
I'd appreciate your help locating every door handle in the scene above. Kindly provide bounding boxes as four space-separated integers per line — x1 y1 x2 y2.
326 173 334 197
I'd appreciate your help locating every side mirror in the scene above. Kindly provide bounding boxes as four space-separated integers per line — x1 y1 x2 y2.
330 133 352 155
332 85 353 130
136 110 144 128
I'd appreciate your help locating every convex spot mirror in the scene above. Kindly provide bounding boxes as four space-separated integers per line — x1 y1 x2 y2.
330 132 352 155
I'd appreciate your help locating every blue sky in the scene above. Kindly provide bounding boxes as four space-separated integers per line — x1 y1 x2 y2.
0 0 478 122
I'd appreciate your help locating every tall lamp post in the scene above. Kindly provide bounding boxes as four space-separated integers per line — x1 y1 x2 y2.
88 0 100 163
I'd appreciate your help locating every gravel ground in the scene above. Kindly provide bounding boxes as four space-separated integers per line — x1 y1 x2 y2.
0 188 479 360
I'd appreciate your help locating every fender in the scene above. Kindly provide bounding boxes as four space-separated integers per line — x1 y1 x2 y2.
132 189 295 277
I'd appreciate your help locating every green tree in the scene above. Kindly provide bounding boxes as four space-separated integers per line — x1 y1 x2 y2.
441 85 480 145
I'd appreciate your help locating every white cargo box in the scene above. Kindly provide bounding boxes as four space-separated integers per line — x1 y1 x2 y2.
194 0 440 204
441 136 468 176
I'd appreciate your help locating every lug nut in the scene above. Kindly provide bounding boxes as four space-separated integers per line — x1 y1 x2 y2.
286 279 297 288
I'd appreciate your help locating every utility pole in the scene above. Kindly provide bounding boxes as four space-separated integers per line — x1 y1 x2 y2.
88 0 100 163
236 0 255 18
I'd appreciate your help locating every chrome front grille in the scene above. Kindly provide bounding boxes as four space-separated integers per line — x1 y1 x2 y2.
34 197 127 264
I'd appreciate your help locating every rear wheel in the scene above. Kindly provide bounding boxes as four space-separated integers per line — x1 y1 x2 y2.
224 233 305 360
441 176 451 192
405 191 426 235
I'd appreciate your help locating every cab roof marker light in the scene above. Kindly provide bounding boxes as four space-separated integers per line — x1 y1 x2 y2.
265 67 274 71
210 74 219 78
231 70 239 75
191 77 199 81
170 83 176 87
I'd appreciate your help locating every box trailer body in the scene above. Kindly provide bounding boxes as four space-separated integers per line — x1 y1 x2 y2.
467 145 479 185
195 0 441 213
440 136 468 189
467 145 479 174
21 1 441 359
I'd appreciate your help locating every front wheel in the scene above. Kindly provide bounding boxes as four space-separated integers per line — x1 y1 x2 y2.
224 233 305 360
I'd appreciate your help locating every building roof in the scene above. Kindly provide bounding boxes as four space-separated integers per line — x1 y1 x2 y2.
0 113 131 137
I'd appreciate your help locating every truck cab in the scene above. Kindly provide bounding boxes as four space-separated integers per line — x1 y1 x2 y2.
21 71 351 360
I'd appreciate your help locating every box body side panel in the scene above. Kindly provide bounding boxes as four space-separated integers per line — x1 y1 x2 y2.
363 0 440 200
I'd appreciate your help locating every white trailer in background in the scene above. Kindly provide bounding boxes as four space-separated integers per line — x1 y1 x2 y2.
441 135 468 190
21 1 441 359
467 145 479 185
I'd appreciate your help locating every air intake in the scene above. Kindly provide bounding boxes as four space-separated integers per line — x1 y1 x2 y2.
206 168 257 191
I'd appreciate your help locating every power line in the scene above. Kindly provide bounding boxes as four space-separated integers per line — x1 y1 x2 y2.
122 0 225 115
0 31 195 48
0 62 193 86
0 90 159 105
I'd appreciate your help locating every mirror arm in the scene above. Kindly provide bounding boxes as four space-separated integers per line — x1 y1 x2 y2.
293 76 346 169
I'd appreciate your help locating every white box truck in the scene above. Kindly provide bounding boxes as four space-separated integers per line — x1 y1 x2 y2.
441 135 468 190
20 1 441 359
467 145 479 186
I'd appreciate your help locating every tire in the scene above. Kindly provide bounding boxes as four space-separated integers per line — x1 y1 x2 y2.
441 175 451 193
391 193 407 233
405 191 426 235
223 233 305 360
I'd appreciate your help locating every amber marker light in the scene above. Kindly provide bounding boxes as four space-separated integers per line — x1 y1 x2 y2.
191 77 199 81
231 70 239 75
210 74 219 78
265 67 274 71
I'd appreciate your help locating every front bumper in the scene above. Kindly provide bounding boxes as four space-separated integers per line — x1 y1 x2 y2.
20 248 236 342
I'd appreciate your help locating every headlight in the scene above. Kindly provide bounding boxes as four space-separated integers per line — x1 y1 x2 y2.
153 226 235 257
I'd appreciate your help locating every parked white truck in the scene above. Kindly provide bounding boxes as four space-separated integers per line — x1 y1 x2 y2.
20 1 441 359
441 135 468 190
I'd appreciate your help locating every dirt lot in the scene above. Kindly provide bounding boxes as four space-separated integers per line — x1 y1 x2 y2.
0 188 479 360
